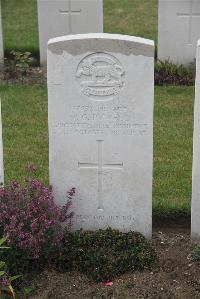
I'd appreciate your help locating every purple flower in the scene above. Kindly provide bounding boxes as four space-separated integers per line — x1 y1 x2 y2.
0 275 10 287
0 178 75 259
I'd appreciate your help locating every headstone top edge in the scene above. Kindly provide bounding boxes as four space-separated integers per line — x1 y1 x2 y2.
48 33 154 48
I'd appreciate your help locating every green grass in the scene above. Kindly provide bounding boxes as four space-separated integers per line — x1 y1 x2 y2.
104 0 158 42
0 85 194 214
1 0 39 56
154 86 194 214
1 0 158 56
0 85 48 183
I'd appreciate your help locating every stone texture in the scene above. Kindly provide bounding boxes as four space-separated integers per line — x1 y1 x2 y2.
47 33 154 238
0 0 3 61
158 0 200 64
192 40 200 239
37 0 103 65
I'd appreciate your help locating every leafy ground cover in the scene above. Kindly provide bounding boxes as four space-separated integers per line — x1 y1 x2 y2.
22 228 200 299
0 85 194 214
1 0 158 57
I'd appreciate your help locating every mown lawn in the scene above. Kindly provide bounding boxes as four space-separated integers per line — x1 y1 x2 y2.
1 0 39 56
0 85 194 214
1 0 158 56
0 85 48 183
154 86 194 214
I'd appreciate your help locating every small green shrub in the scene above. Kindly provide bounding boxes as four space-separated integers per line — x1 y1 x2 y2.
3 51 36 81
55 228 155 282
155 60 195 86
192 244 200 261
0 237 21 299
10 51 34 74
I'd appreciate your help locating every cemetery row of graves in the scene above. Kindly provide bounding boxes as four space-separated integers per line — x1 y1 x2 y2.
1 0 200 298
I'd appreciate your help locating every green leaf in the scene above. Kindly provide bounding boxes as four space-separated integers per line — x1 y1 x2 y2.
23 287 35 295
0 237 7 246
0 261 6 269
10 274 22 281
0 270 5 276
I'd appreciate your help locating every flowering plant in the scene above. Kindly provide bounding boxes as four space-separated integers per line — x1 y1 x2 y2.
0 178 75 259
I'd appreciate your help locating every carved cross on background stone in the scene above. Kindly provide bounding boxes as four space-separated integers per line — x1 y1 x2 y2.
59 0 81 34
177 0 200 45
78 140 123 211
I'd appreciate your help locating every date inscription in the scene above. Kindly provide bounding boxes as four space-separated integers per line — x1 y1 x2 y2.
55 104 149 136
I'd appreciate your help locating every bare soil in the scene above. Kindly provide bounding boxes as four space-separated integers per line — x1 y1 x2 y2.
0 65 46 85
22 217 200 299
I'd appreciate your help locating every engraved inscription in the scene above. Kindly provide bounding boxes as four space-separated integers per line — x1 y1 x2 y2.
55 104 149 136
78 140 123 211
75 215 134 222
74 214 135 231
76 52 125 100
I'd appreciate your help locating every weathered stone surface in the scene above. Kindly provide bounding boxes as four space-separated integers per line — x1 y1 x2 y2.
48 33 154 238
192 40 200 239
158 0 200 64
37 0 103 65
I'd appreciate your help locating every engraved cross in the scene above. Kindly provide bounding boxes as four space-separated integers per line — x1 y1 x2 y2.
177 0 200 45
59 0 81 34
78 140 123 211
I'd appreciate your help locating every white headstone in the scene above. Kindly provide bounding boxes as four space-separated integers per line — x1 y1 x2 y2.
48 33 154 238
0 0 3 61
192 40 200 239
158 0 200 65
0 99 4 185
37 0 103 65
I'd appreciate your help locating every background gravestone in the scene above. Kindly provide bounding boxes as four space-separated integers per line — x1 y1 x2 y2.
158 0 200 65
192 40 200 239
48 33 154 238
37 0 103 65
0 0 3 61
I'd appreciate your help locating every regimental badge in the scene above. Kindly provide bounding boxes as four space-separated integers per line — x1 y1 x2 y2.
76 52 125 101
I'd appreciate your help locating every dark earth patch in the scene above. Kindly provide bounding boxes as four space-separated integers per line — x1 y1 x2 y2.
23 218 200 299
0 64 46 85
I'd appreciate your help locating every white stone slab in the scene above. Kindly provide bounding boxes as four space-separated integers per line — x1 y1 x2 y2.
158 0 200 65
0 0 3 61
37 0 103 65
192 40 200 239
48 33 154 238
0 99 4 185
